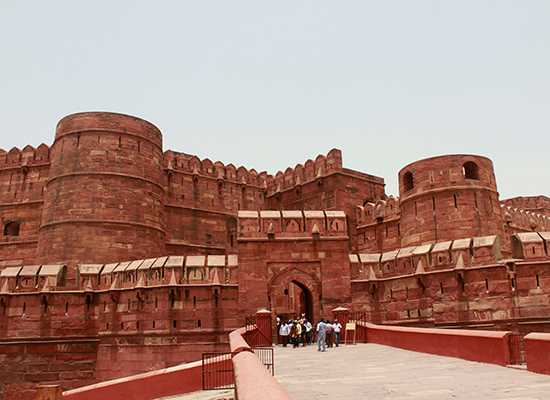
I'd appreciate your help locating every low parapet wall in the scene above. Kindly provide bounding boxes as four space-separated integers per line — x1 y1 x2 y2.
229 327 291 400
62 359 218 400
524 333 550 375
364 323 512 366
61 310 288 400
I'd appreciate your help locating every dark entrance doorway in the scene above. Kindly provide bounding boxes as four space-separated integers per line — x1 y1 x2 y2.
279 280 313 322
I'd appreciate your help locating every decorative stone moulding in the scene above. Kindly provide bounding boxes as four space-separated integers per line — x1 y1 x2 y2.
350 234 508 282
512 232 549 260
237 210 347 239
76 254 239 292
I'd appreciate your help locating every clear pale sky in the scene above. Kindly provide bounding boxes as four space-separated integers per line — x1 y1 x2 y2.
1 1 549 198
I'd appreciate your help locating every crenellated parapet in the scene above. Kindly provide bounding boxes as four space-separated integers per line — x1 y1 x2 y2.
511 232 550 260
350 234 502 281
265 149 343 195
0 264 66 293
501 204 550 232
502 196 550 218
0 144 51 167
237 210 347 239
0 144 51 205
0 254 238 294
162 150 269 213
357 195 400 226
163 150 271 188
78 254 238 292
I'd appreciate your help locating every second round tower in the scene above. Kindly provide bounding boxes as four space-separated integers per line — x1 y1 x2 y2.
398 154 504 247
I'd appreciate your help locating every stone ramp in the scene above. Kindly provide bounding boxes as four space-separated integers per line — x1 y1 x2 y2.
156 389 233 400
274 343 550 400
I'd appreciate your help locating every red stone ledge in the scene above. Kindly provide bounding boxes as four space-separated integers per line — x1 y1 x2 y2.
62 359 207 400
39 218 165 234
46 171 165 190
364 322 512 366
524 332 550 375
61 321 289 400
238 236 349 242
229 327 291 400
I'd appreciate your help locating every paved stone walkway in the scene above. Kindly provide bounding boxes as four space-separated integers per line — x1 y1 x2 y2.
162 344 550 399
158 389 233 400
275 343 550 400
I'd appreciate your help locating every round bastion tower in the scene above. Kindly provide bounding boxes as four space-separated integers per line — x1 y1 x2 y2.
37 112 166 265
398 154 504 247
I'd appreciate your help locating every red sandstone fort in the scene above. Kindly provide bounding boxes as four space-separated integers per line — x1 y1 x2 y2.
0 112 549 397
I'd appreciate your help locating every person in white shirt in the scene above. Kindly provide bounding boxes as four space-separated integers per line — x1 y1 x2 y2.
276 316 281 344
333 319 342 347
304 320 313 345
316 320 328 352
279 321 290 347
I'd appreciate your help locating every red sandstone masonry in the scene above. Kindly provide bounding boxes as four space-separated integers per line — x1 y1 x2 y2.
364 322 513 366
0 338 98 400
37 112 166 268
63 360 210 400
1 112 550 394
63 310 287 400
524 332 550 375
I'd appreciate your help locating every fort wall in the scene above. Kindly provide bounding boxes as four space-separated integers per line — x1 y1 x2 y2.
264 150 386 235
502 196 550 218
350 233 550 343
1 111 550 394
0 145 50 266
0 254 238 397
237 210 351 321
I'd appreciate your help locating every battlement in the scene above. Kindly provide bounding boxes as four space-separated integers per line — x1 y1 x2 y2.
0 254 238 294
0 144 51 168
502 196 550 217
163 150 272 188
84 254 238 291
357 196 400 226
265 149 344 195
350 234 503 281
238 210 347 239
511 232 550 260
0 264 66 293
501 204 550 231
0 144 51 205
2 112 550 397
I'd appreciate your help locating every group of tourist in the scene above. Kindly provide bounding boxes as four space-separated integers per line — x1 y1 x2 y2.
277 315 342 352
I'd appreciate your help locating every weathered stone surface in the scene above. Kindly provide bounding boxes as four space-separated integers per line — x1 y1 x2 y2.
0 112 549 398
275 344 550 400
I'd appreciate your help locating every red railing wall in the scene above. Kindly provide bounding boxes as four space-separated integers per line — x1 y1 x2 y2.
363 323 512 366
61 309 288 400
524 333 550 375
229 327 290 400
62 359 226 400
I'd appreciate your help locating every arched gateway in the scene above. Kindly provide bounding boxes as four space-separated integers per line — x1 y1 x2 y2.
268 268 321 323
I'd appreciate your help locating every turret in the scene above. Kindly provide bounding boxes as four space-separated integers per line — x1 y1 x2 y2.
398 154 504 247
37 112 166 267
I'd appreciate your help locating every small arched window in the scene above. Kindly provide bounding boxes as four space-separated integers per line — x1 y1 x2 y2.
3 221 20 237
403 171 414 191
463 162 480 180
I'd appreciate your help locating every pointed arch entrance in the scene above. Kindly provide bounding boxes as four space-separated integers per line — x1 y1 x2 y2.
268 268 321 323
